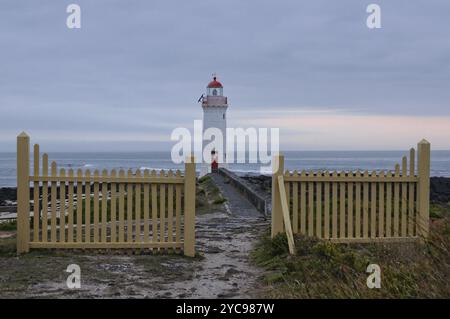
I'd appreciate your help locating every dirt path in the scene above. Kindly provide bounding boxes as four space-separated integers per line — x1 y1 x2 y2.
0 174 268 298
176 173 269 298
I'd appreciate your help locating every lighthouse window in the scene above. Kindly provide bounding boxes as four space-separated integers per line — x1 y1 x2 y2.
212 89 218 96
223 113 225 119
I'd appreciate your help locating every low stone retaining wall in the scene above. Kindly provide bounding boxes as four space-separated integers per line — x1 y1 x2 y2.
218 168 270 216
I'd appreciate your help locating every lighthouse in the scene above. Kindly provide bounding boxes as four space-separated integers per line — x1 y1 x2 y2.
200 75 228 176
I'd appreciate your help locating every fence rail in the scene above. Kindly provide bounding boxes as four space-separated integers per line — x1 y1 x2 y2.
272 140 430 252
16 132 196 256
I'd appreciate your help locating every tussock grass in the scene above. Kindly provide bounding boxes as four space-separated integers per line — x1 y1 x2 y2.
0 220 17 231
252 203 450 298
196 175 226 214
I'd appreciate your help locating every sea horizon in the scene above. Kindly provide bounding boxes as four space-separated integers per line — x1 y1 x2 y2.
1 150 450 187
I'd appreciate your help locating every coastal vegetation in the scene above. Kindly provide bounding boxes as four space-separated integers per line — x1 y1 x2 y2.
197 175 227 213
252 202 450 298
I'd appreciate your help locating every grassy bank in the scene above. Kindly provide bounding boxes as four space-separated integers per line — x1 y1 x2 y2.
252 203 450 298
196 175 227 214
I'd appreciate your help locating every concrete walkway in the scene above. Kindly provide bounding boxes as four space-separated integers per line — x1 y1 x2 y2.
209 173 263 218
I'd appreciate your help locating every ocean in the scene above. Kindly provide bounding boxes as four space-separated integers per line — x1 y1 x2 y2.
1 151 450 187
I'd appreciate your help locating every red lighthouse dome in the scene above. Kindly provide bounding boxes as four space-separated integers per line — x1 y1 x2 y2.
207 77 223 88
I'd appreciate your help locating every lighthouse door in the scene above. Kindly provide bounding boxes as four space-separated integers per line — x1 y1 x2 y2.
211 160 218 172
211 150 219 172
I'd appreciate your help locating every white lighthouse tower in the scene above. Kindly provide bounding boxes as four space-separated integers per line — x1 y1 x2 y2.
200 75 228 176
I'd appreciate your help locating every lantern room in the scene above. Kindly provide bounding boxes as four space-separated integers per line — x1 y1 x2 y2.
207 77 223 96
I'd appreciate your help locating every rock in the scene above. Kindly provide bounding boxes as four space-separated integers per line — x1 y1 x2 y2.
430 177 450 204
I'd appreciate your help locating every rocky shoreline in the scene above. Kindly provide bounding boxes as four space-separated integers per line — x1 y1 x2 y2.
1 176 450 208
240 175 450 205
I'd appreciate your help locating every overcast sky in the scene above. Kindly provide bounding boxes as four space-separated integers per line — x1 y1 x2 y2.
0 0 449 151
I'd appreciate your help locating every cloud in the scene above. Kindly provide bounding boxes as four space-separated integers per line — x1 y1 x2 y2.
233 110 450 150
0 0 449 151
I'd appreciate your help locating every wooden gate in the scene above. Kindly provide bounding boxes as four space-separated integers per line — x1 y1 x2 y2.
271 140 431 254
16 132 196 256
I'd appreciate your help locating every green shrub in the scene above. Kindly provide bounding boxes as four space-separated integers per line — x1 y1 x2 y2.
252 217 450 299
198 175 212 184
0 220 17 231
212 197 227 205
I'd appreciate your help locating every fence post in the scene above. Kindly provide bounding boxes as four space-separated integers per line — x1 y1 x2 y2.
417 139 430 238
184 154 196 257
271 153 284 237
277 175 296 255
17 132 30 254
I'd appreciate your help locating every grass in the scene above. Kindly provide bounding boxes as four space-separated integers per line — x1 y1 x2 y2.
0 220 17 231
252 203 450 298
30 176 224 222
212 197 227 205
196 175 227 214
430 202 449 218
0 237 16 257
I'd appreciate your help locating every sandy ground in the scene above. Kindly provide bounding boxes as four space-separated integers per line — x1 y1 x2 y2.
0 174 269 298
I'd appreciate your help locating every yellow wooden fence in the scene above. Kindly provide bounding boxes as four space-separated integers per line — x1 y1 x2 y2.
16 133 196 256
272 140 430 254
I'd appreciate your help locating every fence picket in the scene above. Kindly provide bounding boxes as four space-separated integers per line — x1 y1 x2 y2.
51 162 57 243
175 170 182 243
77 169 83 242
324 171 330 239
408 148 415 236
160 170 166 244
93 170 100 243
183 155 196 257
151 170 158 243
278 175 296 255
363 170 369 238
417 140 430 238
101 169 108 243
308 170 314 237
332 171 338 238
300 170 306 235
370 171 377 238
85 170 91 243
16 133 30 253
355 171 361 238
143 170 150 243
378 171 385 237
401 156 408 236
339 172 346 238
316 171 322 238
59 169 66 242
285 171 291 233
394 164 400 237
167 170 174 243
118 170 125 242
348 177 354 239
292 171 299 234
67 169 74 243
110 170 117 243
33 144 40 242
42 153 49 242
386 171 393 237
272 154 284 236
127 169 133 242
135 169 142 242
